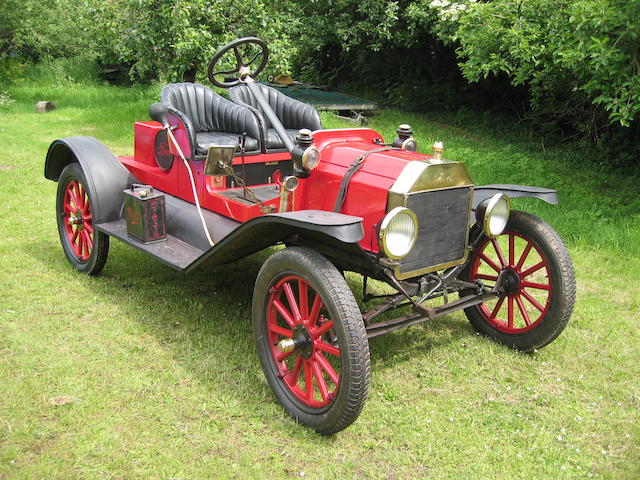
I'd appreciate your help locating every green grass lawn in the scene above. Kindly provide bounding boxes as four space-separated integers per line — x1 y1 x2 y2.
1 70 639 479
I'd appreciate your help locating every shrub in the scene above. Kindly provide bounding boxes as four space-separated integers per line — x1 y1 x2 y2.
430 0 640 133
88 0 302 83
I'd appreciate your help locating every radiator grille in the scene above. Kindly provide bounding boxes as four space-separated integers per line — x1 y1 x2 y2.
398 187 472 277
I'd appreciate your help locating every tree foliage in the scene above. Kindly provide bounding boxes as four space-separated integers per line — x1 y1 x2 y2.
86 0 301 82
1 0 638 156
430 0 640 131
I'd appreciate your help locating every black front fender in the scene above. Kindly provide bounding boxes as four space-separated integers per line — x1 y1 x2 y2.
186 210 366 271
473 184 558 209
45 137 137 223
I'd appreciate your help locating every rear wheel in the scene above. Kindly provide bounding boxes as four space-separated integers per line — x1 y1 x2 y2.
56 163 109 275
464 210 575 352
252 247 370 434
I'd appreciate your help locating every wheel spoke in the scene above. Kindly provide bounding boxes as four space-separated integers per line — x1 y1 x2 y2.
71 230 81 256
69 188 82 210
233 46 244 65
77 230 86 257
287 356 303 386
283 282 301 322
522 281 551 291
491 238 507 267
488 297 505 320
308 293 323 326
521 289 545 312
315 340 340 357
304 361 313 401
507 297 514 328
77 183 88 211
515 295 532 326
479 252 501 273
315 352 339 385
212 67 239 76
272 299 295 328
508 234 515 266
515 242 533 270
83 222 94 234
312 359 329 401
269 324 293 337
313 320 334 339
74 182 86 210
245 50 262 66
298 279 309 320
520 261 546 278
83 229 93 251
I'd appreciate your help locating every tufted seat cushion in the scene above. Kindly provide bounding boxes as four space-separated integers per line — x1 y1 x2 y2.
195 132 260 154
265 129 300 150
160 83 261 154
228 84 322 151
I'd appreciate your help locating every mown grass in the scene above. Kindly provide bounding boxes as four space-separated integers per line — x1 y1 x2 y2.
1 61 639 479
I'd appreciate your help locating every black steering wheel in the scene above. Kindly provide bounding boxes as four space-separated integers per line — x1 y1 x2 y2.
207 37 269 88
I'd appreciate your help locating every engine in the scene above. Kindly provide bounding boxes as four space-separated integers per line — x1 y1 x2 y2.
298 128 475 280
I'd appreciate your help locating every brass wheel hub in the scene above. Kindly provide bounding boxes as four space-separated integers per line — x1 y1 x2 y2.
276 324 313 359
67 210 84 227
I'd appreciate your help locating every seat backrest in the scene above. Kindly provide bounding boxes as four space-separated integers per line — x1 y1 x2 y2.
228 84 322 134
160 83 261 141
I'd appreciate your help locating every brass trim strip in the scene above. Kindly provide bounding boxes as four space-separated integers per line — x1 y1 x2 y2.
393 247 471 280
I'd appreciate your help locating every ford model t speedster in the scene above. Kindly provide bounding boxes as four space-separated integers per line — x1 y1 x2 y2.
44 38 576 434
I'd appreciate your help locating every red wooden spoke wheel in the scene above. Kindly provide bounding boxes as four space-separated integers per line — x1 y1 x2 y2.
62 179 94 261
267 275 341 408
469 232 551 333
56 164 109 275
464 211 575 352
253 247 370 434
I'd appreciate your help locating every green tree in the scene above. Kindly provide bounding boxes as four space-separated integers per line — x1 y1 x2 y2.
88 0 301 82
430 0 640 132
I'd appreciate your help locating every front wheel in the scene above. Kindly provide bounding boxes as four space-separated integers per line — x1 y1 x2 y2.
463 210 575 352
252 247 370 434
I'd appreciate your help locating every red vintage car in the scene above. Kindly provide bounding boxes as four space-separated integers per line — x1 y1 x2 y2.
44 38 575 434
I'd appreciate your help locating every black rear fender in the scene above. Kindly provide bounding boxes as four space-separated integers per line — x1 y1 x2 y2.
45 137 137 223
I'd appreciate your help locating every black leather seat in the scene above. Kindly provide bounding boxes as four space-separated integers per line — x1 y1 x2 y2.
228 84 322 151
160 83 262 155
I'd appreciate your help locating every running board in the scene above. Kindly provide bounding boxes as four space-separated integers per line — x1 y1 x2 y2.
97 219 204 270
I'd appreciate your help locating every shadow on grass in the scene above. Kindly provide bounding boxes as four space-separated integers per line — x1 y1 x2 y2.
28 237 475 431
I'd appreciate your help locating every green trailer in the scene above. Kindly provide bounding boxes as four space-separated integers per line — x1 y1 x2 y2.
261 82 377 124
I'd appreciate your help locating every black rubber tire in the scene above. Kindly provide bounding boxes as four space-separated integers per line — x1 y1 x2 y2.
252 247 371 434
462 210 575 352
56 163 109 276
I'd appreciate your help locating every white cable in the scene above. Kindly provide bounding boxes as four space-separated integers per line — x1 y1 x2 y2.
165 128 215 247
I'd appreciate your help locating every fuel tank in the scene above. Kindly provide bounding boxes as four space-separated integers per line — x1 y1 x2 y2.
297 128 474 255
